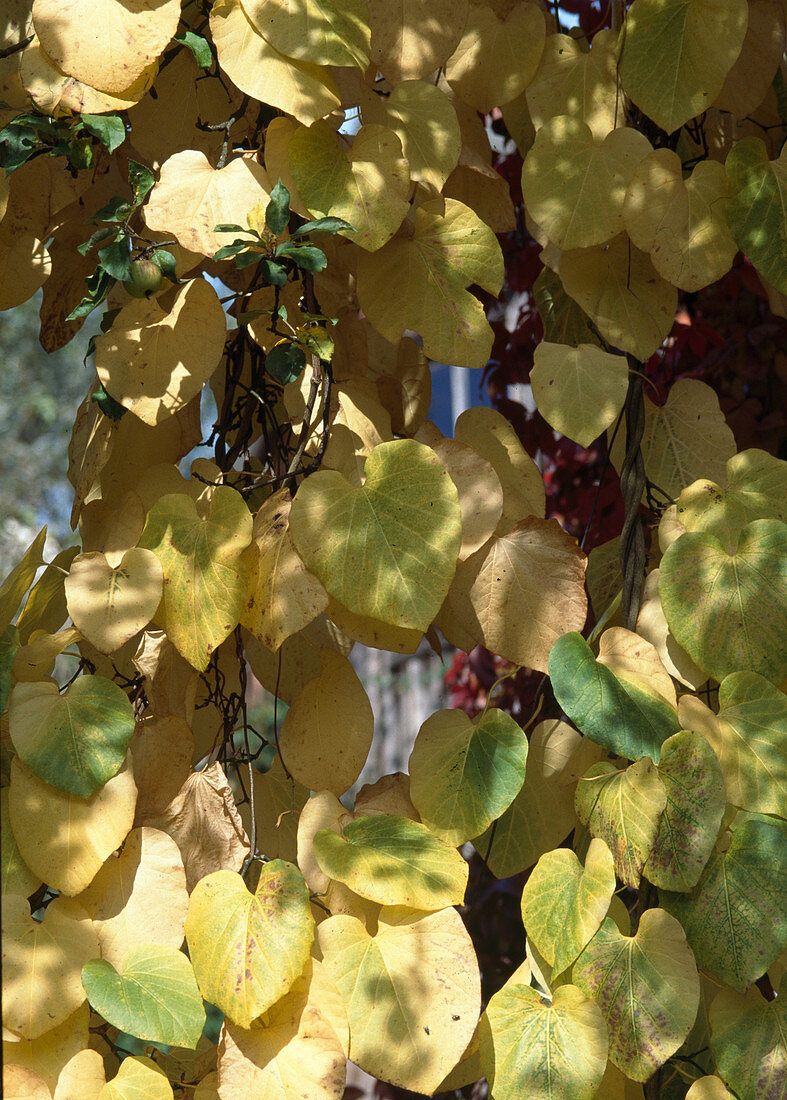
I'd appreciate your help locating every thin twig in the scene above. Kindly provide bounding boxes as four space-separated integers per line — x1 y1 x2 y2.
0 34 33 60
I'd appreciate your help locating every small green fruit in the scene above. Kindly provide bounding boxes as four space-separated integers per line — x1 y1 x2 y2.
123 258 163 298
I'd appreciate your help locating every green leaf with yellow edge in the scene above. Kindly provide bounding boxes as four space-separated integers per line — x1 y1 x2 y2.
726 137 787 294
408 708 527 847
139 486 253 672
356 199 503 369
522 117 651 249
624 150 737 291
709 978 787 1100
549 632 681 763
548 234 677 361
481 982 608 1100
241 0 370 69
317 907 480 1094
289 439 461 633
184 861 314 1029
526 30 622 139
363 80 461 193
661 813 787 991
100 1055 174 1100
574 909 700 1082
576 760 667 888
289 122 409 252
643 731 726 892
660 518 787 684
82 945 205 1049
520 839 616 978
617 0 748 134
531 342 628 447
8 675 135 799
313 814 468 909
680 672 787 819
0 526 46 635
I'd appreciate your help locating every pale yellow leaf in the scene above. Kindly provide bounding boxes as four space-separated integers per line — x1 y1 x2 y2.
65 549 163 654
241 0 370 69
243 616 353 707
445 2 545 112
714 0 786 119
326 597 423 654
526 29 623 139
635 570 706 689
598 626 677 709
367 0 469 83
1 1005 88 1095
21 36 155 115
0 230 50 311
79 493 146 569
531 342 628 447
99 1055 173 1099
54 1048 106 1100
132 634 199 723
2 1064 51 1100
239 755 309 865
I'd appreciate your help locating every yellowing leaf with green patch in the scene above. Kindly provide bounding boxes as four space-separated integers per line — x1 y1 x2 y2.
363 80 461 193
210 0 340 124
726 137 787 294
624 151 737 291
75 827 188 968
318 907 480 1094
660 518 787 684
2 894 99 1040
356 199 503 369
709 980 787 1100
480 980 608 1100
408 708 528 846
313 814 468 909
367 0 468 83
8 675 135 799
644 731 726 892
139 486 253 672
449 517 587 674
279 650 373 795
549 234 677 360
64 550 162 654
618 0 748 134
9 755 137 896
521 839 616 978
445 2 545 113
576 759 667 888
31 0 180 94
680 673 786 819
144 149 271 260
523 118 651 249
531 342 628 447
99 1055 173 1100
95 279 226 426
241 0 370 69
242 488 328 652
526 30 623 139
574 909 699 1081
82 945 205 1050
289 439 461 632
185 862 314 1028
288 122 409 252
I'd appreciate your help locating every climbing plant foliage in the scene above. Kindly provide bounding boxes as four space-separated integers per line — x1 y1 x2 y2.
1 0 786 1097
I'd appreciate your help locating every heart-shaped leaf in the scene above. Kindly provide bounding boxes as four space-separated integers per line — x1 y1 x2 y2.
289 440 461 633
65 549 163 654
709 979 787 1100
530 342 628 448
82 945 205 1049
242 0 370 68
184 861 314 1028
9 676 135 799
726 138 787 294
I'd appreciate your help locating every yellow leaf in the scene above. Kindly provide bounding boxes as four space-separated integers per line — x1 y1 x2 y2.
78 494 146 569
1 1005 88 1095
21 35 155 115
598 626 677 709
53 1048 106 1100
132 634 199 722
1 787 41 898
357 199 503 369
635 570 706 689
263 117 310 217
445 1 545 112
211 0 340 124
8 755 137 896
363 80 462 192
243 616 353 706
279 650 373 796
0 230 50 311
531 342 628 448
443 147 517 233
526 30 623 139
31 0 180 95
0 526 47 636
242 0 370 69
714 0 786 119
64 549 162 654
2 1064 51 1100
95 279 226 426
367 0 469 83
99 1055 173 1100
144 150 271 260
2 894 99 1040
297 790 349 895
318 907 480 1094
239 755 309 864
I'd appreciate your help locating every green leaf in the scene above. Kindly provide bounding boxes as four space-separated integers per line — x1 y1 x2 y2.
0 121 40 172
0 624 18 715
0 526 47 635
521 839 616 978
726 138 787 294
149 249 178 282
265 179 291 236
290 440 462 633
661 814 787 991
184 862 314 1029
90 195 134 224
533 267 599 348
213 223 247 233
480 980 608 1100
313 814 468 910
175 30 213 68
275 241 328 272
291 216 356 238
643 731 726 892
91 382 127 421
575 759 667 888
660 519 787 684
66 266 115 320
80 113 126 153
8 675 136 799
549 631 681 763
574 909 700 1082
256 258 287 285
98 239 132 282
82 945 205 1049
128 159 155 206
213 241 252 261
408 707 528 846
77 226 116 256
709 978 787 1100
265 341 306 385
